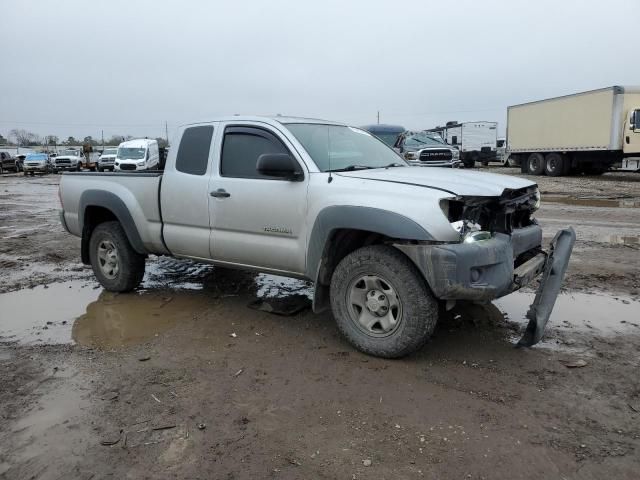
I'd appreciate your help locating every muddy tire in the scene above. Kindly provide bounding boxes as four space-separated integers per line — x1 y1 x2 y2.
526 153 545 175
544 153 565 177
89 221 145 292
330 245 438 358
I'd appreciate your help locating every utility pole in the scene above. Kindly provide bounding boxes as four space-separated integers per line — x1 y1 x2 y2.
101 130 104 150
377 111 380 125
165 121 169 146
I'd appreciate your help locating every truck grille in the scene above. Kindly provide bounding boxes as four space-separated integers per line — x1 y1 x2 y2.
119 164 136 171
419 149 453 162
56 159 71 165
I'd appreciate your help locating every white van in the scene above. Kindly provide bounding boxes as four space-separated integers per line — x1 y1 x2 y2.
114 139 160 172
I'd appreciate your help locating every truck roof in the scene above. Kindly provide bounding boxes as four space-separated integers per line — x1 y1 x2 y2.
182 115 346 128
360 124 406 133
118 138 157 148
425 121 497 132
509 85 640 108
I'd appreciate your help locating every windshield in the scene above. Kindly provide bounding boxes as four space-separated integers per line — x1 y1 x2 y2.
26 154 47 161
117 147 146 160
61 149 79 156
102 148 117 155
404 133 446 148
371 132 401 147
285 124 406 172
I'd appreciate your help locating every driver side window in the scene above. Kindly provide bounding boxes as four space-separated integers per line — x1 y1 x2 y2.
220 127 297 180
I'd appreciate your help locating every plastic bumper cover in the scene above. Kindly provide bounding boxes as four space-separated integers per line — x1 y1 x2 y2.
395 225 545 301
395 225 575 346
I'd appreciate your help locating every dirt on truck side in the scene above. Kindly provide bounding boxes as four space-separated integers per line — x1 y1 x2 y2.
1 169 640 479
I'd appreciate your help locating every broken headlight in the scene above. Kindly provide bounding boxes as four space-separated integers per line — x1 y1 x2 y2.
533 188 541 210
463 230 492 243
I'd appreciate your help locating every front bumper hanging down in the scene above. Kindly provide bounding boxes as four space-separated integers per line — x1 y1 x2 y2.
517 227 576 347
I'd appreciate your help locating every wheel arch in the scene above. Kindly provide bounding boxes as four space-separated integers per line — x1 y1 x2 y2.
79 190 147 265
307 206 433 313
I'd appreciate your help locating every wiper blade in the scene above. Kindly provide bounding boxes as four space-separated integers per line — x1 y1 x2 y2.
327 165 375 172
384 162 406 168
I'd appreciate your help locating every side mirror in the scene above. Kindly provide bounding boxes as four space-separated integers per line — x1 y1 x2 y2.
256 153 302 180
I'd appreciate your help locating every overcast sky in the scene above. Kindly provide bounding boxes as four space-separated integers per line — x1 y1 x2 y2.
2 0 639 142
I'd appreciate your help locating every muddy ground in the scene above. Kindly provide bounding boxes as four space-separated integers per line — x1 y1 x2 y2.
1 168 639 479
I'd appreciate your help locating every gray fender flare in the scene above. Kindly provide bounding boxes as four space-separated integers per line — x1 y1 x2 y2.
79 190 147 264
307 206 433 312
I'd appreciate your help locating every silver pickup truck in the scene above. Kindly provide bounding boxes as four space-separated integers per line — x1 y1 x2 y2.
59 116 575 358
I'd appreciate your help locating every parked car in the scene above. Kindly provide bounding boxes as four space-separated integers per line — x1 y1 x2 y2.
0 151 23 173
98 147 118 172
115 139 160 171
360 124 406 148
23 153 52 175
59 115 575 358
394 131 460 167
53 149 83 172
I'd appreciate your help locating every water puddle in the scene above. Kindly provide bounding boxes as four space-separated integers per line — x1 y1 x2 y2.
0 259 312 347
543 195 640 208
2 257 638 350
72 289 215 348
255 273 313 299
494 290 640 337
0 282 101 344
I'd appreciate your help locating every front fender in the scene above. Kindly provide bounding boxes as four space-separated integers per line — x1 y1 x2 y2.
307 205 433 312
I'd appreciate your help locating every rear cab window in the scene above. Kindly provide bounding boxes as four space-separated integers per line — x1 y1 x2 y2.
175 126 214 175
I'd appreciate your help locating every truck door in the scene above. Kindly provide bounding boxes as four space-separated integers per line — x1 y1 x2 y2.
160 124 216 259
208 124 308 275
624 108 640 155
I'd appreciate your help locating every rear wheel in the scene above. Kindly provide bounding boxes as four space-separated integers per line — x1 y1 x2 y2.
89 221 146 292
544 153 565 177
330 245 438 358
526 153 545 175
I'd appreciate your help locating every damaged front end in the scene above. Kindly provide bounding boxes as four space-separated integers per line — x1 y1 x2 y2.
396 186 575 346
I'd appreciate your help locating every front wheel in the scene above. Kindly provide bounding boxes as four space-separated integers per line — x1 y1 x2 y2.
330 245 438 358
89 221 146 292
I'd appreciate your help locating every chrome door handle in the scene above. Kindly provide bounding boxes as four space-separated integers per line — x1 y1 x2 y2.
210 189 231 198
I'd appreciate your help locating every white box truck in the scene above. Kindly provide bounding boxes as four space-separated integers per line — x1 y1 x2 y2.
507 86 640 176
426 121 498 168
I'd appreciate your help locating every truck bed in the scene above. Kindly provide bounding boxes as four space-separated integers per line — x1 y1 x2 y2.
60 171 168 255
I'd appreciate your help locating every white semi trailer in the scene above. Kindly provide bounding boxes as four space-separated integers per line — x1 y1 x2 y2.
425 121 498 168
507 86 640 176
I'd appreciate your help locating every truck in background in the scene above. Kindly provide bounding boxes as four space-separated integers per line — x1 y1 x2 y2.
361 124 406 147
506 86 640 176
425 121 498 168
393 131 460 167
115 138 160 171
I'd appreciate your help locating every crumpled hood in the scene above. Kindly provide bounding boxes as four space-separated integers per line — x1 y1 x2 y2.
336 166 536 197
